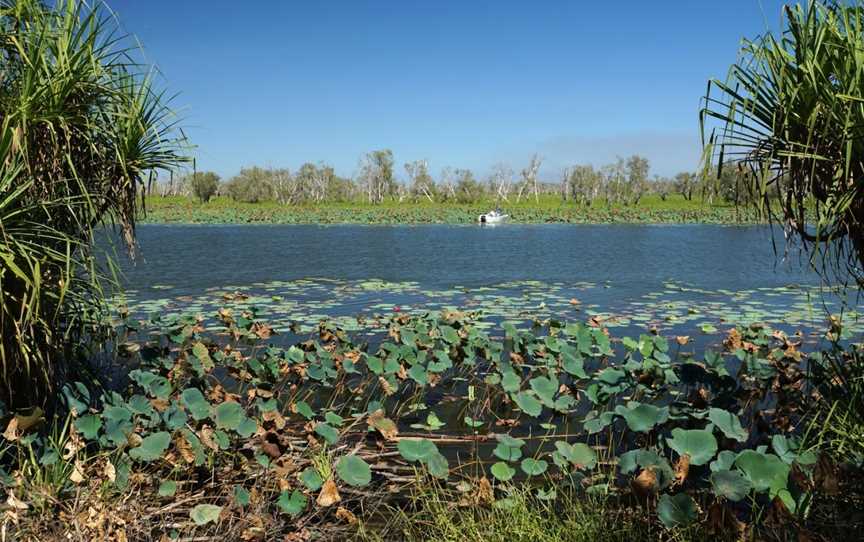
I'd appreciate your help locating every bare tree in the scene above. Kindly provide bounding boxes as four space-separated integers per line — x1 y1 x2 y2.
490 162 514 203
439 166 457 201
517 154 542 203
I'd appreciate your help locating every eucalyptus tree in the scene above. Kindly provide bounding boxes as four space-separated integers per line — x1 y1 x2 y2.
359 149 396 204
602 158 627 204
405 159 435 202
703 0 864 283
0 0 186 407
270 168 294 205
625 155 650 205
517 154 543 203
489 162 514 203
454 168 484 203
566 164 603 206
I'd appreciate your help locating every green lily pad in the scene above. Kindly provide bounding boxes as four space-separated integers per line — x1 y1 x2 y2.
336 455 372 487
734 450 789 493
491 461 516 482
181 388 211 421
667 428 717 466
158 480 177 497
711 470 751 501
615 402 669 433
707 408 749 443
234 485 251 507
129 432 171 462
398 438 438 462
277 490 307 516
657 493 698 529
521 458 548 476
74 414 102 440
315 423 339 445
300 468 324 491
512 391 543 417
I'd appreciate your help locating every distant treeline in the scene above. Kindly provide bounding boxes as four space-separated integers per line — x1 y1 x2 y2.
152 149 756 206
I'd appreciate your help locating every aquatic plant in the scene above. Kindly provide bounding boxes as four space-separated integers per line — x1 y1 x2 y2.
3 296 855 539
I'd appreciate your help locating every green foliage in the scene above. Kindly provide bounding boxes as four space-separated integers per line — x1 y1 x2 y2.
225 166 275 203
0 0 186 407
189 171 220 203
657 493 698 529
703 0 864 283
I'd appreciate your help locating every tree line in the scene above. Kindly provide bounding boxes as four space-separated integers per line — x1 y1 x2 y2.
155 150 756 206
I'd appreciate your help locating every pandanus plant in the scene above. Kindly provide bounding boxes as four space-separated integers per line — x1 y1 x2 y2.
0 0 186 408
702 0 864 285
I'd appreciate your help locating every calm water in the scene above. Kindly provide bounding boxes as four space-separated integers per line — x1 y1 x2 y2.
117 224 813 297
100 224 862 344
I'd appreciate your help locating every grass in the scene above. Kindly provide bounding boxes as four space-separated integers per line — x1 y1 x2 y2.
141 194 757 225
355 481 707 542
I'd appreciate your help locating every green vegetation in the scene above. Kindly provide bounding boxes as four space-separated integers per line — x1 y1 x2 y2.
0 0 184 407
703 0 864 283
2 0 864 540
141 194 756 225
2 301 860 540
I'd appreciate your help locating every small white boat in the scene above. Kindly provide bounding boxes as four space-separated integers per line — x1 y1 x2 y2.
478 209 509 224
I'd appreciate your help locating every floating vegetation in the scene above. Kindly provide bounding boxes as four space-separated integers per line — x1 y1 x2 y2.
8 297 860 539
111 277 864 343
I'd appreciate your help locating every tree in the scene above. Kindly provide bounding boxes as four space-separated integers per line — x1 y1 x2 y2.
190 172 220 203
226 167 275 203
625 155 650 205
674 172 696 201
703 1 864 284
454 168 484 203
490 162 514 202
405 159 435 202
517 155 542 203
359 149 395 204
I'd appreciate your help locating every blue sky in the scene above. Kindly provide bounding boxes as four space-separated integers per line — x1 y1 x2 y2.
108 1 787 181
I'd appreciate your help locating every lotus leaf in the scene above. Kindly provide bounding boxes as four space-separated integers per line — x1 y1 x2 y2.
181 388 211 421
734 450 789 493
398 438 438 462
707 408 749 442
74 414 102 440
657 493 698 528
491 461 516 482
512 391 543 417
667 428 717 466
711 470 751 501
300 468 324 491
521 458 548 476
615 402 669 433
314 423 339 445
234 485 251 507
129 432 171 462
336 454 372 487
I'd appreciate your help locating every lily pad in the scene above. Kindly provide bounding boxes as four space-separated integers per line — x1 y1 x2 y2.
336 455 372 487
711 470 751 501
657 493 698 529
491 461 516 482
129 432 171 462
667 428 717 466
707 408 749 443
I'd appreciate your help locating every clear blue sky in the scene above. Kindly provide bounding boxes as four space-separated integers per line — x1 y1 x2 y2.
108 0 787 181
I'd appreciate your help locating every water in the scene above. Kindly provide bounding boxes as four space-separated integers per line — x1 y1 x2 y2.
105 224 861 341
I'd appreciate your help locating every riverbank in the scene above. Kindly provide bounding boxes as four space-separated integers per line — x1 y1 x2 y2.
141 195 762 225
6 301 862 541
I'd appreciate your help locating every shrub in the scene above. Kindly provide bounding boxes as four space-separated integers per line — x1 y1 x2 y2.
225 167 275 203
190 172 220 203
0 0 185 407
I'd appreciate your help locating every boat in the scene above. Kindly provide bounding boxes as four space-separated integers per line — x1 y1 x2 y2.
478 209 509 224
